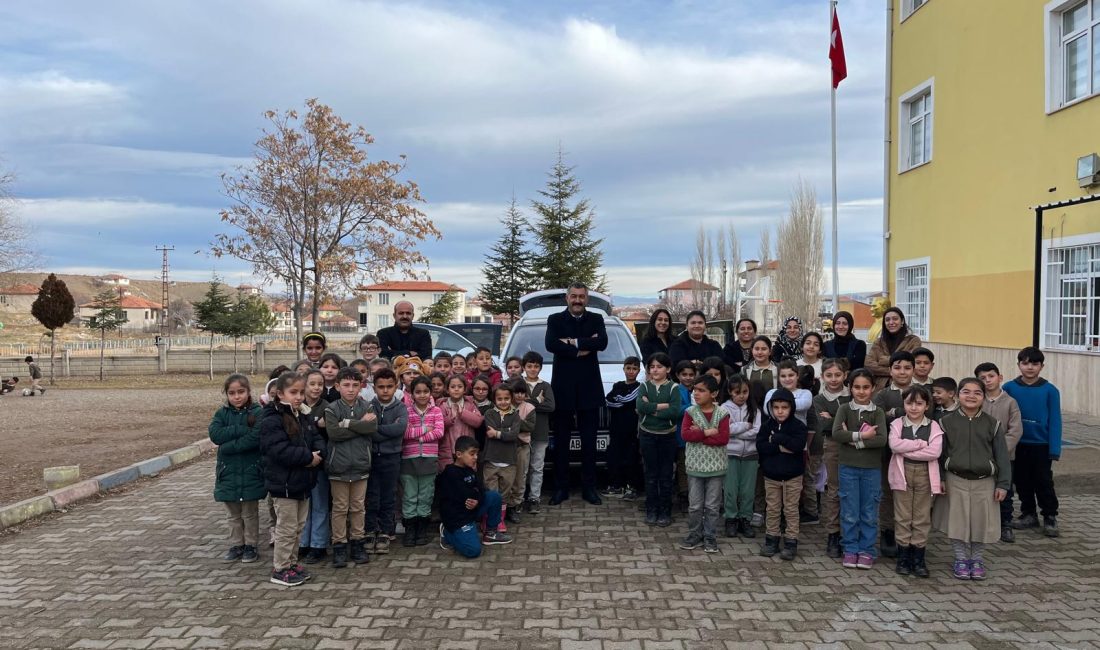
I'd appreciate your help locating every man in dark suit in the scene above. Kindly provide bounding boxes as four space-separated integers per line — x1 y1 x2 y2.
377 301 433 360
544 283 608 506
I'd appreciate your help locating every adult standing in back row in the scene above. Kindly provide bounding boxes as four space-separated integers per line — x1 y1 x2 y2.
545 283 608 507
865 307 922 391
669 311 723 368
377 301 433 361
824 310 867 371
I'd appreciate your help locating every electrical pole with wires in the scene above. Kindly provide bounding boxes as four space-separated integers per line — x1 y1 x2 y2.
156 245 174 345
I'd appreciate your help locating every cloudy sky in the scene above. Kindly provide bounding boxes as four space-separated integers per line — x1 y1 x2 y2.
1 0 888 298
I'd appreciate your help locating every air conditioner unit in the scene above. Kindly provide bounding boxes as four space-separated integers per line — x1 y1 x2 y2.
1078 153 1100 188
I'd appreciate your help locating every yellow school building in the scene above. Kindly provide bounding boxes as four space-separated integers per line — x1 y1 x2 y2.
885 0 1100 415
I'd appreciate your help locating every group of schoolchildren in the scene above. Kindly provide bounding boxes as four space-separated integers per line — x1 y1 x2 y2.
208 332 557 587
602 317 1062 581
210 319 1064 586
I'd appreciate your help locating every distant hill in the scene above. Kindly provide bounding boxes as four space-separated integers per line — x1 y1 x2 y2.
0 272 234 306
610 295 656 307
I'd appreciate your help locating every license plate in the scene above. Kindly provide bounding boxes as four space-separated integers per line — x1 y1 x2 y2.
569 435 610 451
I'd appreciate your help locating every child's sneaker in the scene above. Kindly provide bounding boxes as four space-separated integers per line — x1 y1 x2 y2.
645 512 658 526
1043 516 1060 538
842 552 859 568
222 545 244 562
724 518 739 538
505 507 522 525
270 568 305 587
291 564 312 581
856 553 874 570
656 515 672 528
482 530 513 545
952 560 971 580
678 535 703 550
373 534 390 555
751 512 764 528
703 537 719 554
526 498 541 515
439 524 453 551
969 560 987 580
1012 513 1039 529
600 486 625 498
240 545 259 563
622 487 639 501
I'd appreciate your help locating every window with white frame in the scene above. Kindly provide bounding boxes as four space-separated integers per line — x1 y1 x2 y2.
898 80 933 172
1046 0 1100 111
895 258 930 340
377 292 389 306
901 0 927 21
1043 239 1100 351
376 314 390 329
433 293 443 302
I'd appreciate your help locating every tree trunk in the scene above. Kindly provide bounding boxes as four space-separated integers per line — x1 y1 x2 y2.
49 329 56 386
233 337 239 373
209 334 214 380
99 329 105 381
311 270 322 337
249 335 256 375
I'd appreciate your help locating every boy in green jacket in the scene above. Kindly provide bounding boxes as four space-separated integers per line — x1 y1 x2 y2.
324 367 377 568
636 352 683 527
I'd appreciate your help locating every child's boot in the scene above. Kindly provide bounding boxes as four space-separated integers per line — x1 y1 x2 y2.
414 517 431 546
724 518 738 538
738 518 756 538
826 532 842 559
1043 516 1060 538
331 543 348 569
895 544 912 576
779 538 798 561
881 528 898 558
350 538 369 565
759 535 780 557
402 519 416 547
911 546 929 578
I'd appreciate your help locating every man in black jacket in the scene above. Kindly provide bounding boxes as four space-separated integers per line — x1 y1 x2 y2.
377 301 432 360
544 283 608 506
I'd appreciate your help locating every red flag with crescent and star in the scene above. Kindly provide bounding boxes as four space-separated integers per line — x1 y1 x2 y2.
830 8 847 88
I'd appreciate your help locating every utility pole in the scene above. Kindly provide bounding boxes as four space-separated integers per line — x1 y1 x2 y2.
156 245 174 345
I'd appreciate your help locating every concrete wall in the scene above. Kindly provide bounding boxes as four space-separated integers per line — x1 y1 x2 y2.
0 348 303 379
929 342 1099 417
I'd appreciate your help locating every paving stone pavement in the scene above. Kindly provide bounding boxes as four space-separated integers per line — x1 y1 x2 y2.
2 459 1100 650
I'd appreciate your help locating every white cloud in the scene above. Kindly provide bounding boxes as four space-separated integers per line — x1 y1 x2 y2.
0 71 137 141
49 144 252 178
18 197 215 225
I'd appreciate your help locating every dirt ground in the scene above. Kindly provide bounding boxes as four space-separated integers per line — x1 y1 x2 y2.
0 374 269 506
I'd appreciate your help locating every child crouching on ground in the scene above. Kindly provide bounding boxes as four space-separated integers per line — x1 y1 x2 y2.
209 373 265 564
323 367 376 568
756 387 807 561
679 375 730 553
888 385 943 578
438 436 513 556
937 378 1011 581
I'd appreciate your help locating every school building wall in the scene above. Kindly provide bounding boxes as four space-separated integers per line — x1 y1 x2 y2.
886 0 1100 414
887 0 1100 348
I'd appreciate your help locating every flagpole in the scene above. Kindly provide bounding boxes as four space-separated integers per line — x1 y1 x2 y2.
830 0 840 315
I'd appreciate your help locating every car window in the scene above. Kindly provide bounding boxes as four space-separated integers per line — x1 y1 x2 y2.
507 323 638 363
425 327 472 354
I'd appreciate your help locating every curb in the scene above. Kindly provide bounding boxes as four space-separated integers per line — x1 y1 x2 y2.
0 438 215 530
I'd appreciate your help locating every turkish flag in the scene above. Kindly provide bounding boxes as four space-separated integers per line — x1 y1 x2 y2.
830 9 847 88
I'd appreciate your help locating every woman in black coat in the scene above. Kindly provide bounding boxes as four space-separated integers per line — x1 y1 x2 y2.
722 317 757 374
639 308 673 364
822 310 867 371
668 310 723 368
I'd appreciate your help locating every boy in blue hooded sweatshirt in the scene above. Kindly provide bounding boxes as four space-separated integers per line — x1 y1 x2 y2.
1003 347 1062 538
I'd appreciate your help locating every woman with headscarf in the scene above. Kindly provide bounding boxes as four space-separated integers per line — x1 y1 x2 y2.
668 310 723 368
771 316 805 363
639 308 673 363
722 318 758 375
864 307 922 390
823 310 867 371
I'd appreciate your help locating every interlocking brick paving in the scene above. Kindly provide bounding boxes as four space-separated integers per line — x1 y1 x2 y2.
1 459 1098 649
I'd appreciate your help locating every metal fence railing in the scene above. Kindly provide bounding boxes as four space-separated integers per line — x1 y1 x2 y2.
0 332 296 357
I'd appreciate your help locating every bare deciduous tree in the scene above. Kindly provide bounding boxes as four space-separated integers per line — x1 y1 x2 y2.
725 223 742 319
775 179 825 329
0 169 38 273
688 226 720 318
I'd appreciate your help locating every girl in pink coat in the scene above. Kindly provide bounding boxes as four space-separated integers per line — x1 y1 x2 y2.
439 375 485 472
400 376 445 547
888 385 944 579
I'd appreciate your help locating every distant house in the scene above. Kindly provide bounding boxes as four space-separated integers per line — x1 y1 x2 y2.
357 280 471 331
658 279 720 315
78 295 162 331
269 301 295 332
0 284 39 313
819 295 875 332
236 284 261 296
99 273 130 287
740 260 780 334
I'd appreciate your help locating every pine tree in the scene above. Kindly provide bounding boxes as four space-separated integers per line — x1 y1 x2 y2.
193 279 233 379
31 273 75 385
530 148 606 292
421 289 463 325
86 289 127 381
480 197 534 324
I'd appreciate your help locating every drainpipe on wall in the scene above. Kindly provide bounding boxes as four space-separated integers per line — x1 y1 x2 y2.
882 0 894 294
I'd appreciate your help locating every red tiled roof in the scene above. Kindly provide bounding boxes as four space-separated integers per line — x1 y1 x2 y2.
359 281 466 292
660 279 719 292
317 303 343 311
80 295 162 310
0 284 39 296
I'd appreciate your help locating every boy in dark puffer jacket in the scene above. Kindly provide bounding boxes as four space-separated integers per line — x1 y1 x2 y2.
756 388 808 560
437 436 512 557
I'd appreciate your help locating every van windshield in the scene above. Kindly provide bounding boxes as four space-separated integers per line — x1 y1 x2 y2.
507 323 638 364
